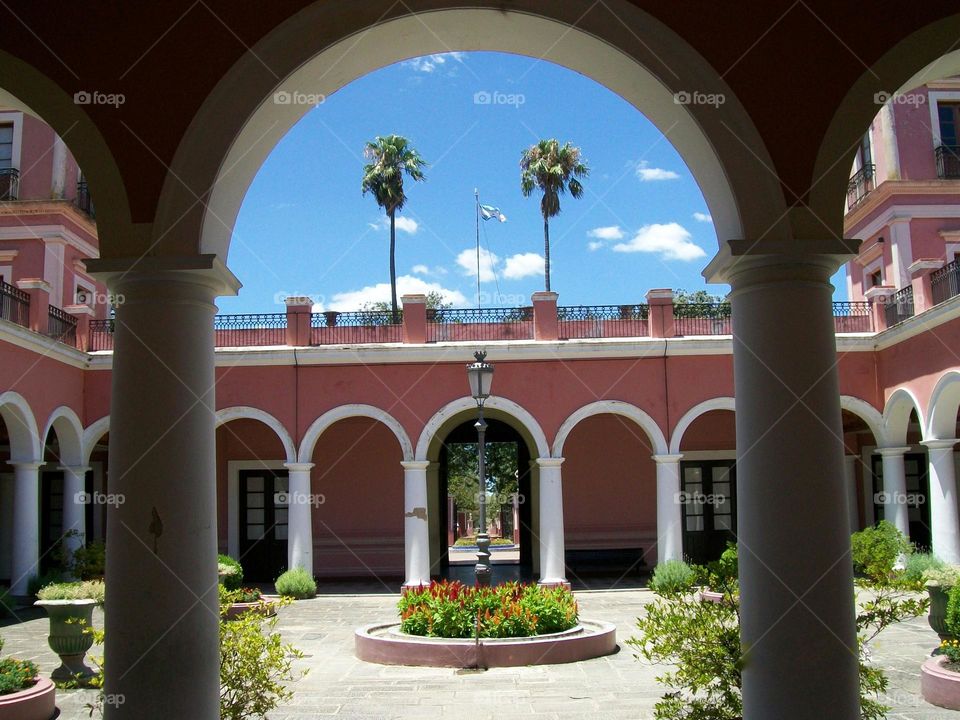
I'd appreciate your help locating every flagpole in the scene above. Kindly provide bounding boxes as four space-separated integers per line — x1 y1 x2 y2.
475 188 481 309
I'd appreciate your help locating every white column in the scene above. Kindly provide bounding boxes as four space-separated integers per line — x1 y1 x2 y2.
653 454 684 562
284 462 314 574
725 250 859 719
875 447 911 538
923 440 960 564
93 257 238 720
61 465 90 565
9 461 42 595
843 456 859 532
402 460 431 588
537 458 567 586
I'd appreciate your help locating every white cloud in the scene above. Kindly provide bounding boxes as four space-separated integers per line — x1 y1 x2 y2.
322 275 467 311
368 215 419 234
587 225 624 241
502 253 545 280
587 241 604 251
635 161 680 182
612 223 706 261
456 247 499 281
411 264 448 277
693 212 713 223
402 52 465 73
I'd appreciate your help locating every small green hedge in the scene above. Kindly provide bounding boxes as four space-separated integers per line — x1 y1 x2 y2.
218 554 244 591
649 560 697 595
36 580 105 603
274 567 316 599
452 537 515 547
398 580 578 638
0 638 38 696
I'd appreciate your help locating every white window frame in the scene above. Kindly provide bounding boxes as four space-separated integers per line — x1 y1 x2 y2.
927 91 960 148
862 256 884 290
0 112 23 171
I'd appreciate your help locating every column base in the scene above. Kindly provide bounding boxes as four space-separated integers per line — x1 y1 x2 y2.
401 581 431 593
537 579 571 590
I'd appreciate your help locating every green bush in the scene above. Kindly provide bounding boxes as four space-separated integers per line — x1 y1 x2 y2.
274 567 316 599
903 552 945 585
695 543 739 594
649 560 697 596
923 564 960 588
0 637 39 696
53 533 105 580
851 520 912 581
219 586 262 605
452 537 515 547
27 569 65 597
218 555 243 591
36 580 105 603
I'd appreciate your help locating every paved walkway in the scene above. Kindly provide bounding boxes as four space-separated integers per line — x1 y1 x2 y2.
0 589 954 719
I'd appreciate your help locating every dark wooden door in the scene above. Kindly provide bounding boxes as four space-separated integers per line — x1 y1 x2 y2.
238 469 289 582
680 460 737 564
871 453 931 550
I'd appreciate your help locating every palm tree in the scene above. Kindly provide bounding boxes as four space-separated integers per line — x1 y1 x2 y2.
361 135 427 322
520 139 589 291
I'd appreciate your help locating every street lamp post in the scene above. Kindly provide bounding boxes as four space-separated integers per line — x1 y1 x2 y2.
466 351 494 586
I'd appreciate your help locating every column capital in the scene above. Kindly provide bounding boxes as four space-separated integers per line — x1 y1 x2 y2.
922 439 959 450
9 460 44 471
86 254 241 297
652 453 684 464
283 462 314 472
401 460 431 471
875 446 913 456
536 457 564 468
704 237 858 286
59 465 92 474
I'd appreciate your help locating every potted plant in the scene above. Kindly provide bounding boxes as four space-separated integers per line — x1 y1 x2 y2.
0 636 55 720
34 580 104 683
922 583 960 709
923 565 960 643
219 586 278 620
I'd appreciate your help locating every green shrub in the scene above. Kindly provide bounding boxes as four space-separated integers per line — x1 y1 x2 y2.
219 586 262 605
27 569 65 597
851 521 912 581
274 567 316 599
923 564 960 588
0 636 38 696
36 580 105 604
218 555 243 591
53 533 105 580
695 543 739 594
649 560 697 595
452 537 515 547
903 552 945 585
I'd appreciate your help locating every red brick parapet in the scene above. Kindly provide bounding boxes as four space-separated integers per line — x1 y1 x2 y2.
532 291 558 341
284 296 313 346
401 294 427 344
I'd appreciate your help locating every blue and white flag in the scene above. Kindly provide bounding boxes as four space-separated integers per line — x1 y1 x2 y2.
479 204 507 222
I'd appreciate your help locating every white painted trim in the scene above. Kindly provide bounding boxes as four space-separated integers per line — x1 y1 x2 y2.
215 406 296 464
883 387 927 447
851 204 960 244
927 370 960 440
552 400 667 457
0 317 90 368
0 390 40 461
416 395 549 461
0 225 99 260
840 396 886 447
928 91 960 148
669 397 735 454
299 403 413 463
81 415 110 465
227 459 286 559
678 450 737 461
0 111 23 172
41 406 84 466
862 256 884 290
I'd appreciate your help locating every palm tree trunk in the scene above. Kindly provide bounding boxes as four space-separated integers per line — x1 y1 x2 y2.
543 216 551 292
389 209 399 323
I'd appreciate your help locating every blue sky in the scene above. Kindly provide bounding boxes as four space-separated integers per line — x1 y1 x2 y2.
219 51 840 313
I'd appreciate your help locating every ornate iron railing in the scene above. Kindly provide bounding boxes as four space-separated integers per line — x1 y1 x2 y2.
673 302 732 336
310 310 402 344
884 286 914 327
846 164 875 208
0 168 19 201
557 304 649 339
426 307 534 342
832 301 872 332
932 259 960 306
88 319 114 351
936 145 960 179
214 313 287 347
0 280 29 328
76 179 95 218
47 305 77 346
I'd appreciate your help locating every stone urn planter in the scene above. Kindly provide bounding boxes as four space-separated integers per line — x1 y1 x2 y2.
928 584 952 642
0 676 56 720
921 655 960 710
223 596 279 621
34 598 98 682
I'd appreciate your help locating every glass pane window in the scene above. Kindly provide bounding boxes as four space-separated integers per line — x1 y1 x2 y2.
247 525 264 540
0 125 11 169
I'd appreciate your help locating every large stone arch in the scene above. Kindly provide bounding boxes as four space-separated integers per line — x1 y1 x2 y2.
81 415 110 466
553 400 667 458
299 404 413 464
215 406 297 465
668 397 736 455
0 391 41 462
41 406 85 467
926 370 960 441
882 387 926 447
839 396 886 447
152 1 786 264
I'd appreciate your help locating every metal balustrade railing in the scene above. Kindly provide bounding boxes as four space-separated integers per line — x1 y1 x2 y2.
936 145 960 179
89 319 114 351
310 310 402 344
76 179 95 218
557 304 649 339
932 259 960 306
0 280 29 328
0 168 19 201
214 313 287 347
427 307 534 342
47 305 77 346
846 164 875 208
884 286 914 327
673 302 732 336
832 301 872 333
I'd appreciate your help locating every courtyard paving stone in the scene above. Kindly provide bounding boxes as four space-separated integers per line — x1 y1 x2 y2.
0 588 954 718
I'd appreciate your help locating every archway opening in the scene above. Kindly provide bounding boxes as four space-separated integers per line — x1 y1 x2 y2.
840 410 880 532
876 407 931 550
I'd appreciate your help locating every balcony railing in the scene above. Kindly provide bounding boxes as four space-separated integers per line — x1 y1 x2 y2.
846 164 875 208
884 286 914 327
558 304 649 339
0 280 29 328
673 302 732 336
427 307 534 342
932 259 960 306
89 319 114 351
47 305 77 346
76 179 95 218
215 313 287 347
935 145 960 179
310 310 402 345
832 301 872 333
0 167 19 201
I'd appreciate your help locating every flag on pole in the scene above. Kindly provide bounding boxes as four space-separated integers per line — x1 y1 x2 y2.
479 204 507 222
